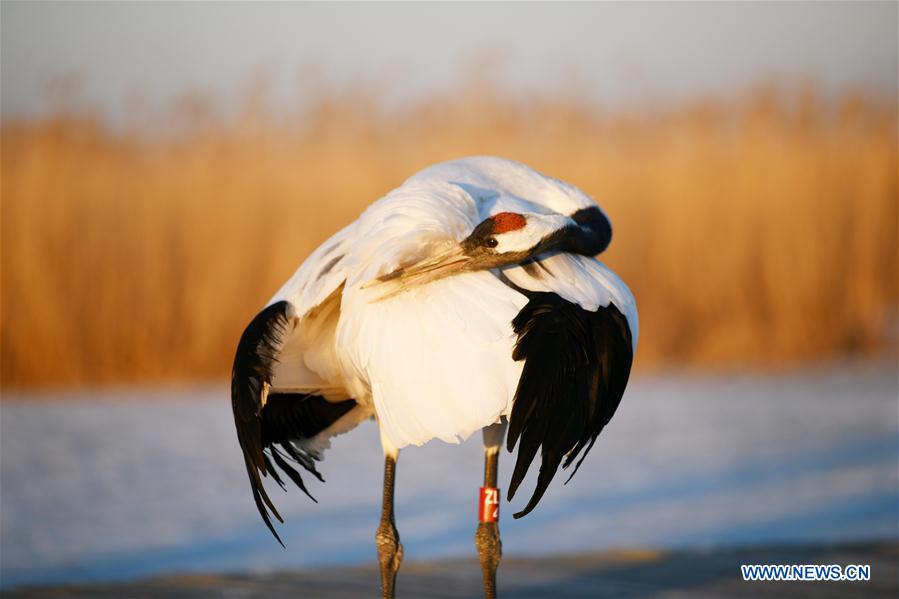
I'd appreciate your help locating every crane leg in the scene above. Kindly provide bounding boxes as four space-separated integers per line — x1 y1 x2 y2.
475 421 505 599
376 450 403 599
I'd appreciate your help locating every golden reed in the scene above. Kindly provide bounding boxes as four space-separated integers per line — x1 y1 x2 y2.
1 83 896 388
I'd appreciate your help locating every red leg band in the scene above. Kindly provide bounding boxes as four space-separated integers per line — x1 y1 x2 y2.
479 486 500 523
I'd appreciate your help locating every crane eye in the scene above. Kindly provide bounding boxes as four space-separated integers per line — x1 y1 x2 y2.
484 237 498 248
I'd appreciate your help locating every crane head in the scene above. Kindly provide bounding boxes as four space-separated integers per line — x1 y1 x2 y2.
462 211 575 258
365 211 577 299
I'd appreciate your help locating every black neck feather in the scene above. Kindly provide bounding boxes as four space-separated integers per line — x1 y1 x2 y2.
534 205 612 258
566 206 612 255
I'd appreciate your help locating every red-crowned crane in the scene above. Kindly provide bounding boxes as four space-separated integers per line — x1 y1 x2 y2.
231 156 638 598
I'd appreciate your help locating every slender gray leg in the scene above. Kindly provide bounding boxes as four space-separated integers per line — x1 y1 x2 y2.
376 453 403 598
475 422 505 599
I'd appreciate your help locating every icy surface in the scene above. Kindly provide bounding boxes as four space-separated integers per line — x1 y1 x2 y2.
1 364 896 589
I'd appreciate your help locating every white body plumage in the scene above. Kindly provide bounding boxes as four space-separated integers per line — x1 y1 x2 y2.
262 156 637 451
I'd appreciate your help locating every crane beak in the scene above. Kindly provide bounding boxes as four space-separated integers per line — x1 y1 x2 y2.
363 244 472 300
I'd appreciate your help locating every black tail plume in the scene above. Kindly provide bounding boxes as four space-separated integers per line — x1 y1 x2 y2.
506 292 633 519
231 301 356 545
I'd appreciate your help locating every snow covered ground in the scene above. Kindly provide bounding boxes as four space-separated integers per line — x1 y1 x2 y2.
2 363 896 590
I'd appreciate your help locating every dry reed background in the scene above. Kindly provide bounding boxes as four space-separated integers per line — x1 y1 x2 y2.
1 81 896 389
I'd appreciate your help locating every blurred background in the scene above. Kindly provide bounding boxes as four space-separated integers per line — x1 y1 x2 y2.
1 1 897 594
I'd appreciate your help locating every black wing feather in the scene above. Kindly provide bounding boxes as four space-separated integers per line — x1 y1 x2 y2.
231 301 356 545
506 292 633 519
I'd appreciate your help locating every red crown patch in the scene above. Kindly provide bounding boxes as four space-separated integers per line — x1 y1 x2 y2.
492 212 527 234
